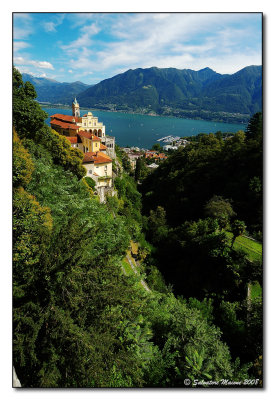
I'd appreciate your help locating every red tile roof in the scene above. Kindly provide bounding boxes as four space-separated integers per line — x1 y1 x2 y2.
66 136 77 144
91 135 101 142
82 152 97 163
145 153 157 158
78 131 101 141
82 151 112 164
50 114 82 123
78 131 92 139
93 151 112 164
100 144 107 150
51 119 79 130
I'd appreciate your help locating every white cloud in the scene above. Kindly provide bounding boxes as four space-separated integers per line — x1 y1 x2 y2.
64 14 242 76
43 14 65 32
14 66 36 76
14 56 54 70
43 22 56 32
37 61 54 70
67 13 96 28
14 66 50 78
13 41 30 53
13 13 33 39
61 23 100 55
81 23 100 35
61 33 92 52
48 13 261 82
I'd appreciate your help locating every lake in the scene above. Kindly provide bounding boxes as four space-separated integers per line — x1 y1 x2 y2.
42 106 246 149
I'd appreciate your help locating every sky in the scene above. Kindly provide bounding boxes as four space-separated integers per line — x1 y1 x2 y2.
13 12 262 85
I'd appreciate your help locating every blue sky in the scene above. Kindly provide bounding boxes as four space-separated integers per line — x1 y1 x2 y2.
13 12 262 84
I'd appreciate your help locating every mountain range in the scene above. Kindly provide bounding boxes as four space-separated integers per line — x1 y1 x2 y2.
22 65 262 123
21 74 92 105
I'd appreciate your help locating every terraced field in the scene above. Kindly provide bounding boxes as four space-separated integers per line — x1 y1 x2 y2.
225 232 262 262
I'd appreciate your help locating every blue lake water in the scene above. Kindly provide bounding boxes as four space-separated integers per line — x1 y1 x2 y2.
42 106 246 149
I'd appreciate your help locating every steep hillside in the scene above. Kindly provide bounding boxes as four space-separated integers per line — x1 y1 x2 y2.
13 67 261 387
201 66 262 114
77 66 262 119
77 66 222 108
140 116 263 366
22 66 262 122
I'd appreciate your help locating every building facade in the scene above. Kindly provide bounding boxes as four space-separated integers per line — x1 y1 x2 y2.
82 151 113 188
50 99 115 158
50 99 116 202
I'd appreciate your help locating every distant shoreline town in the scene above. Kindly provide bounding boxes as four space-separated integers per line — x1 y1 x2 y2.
120 136 190 171
38 102 247 124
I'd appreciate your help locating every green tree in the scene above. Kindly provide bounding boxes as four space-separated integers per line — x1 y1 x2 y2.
13 129 34 187
151 143 163 152
245 112 263 142
135 157 142 181
204 195 235 230
215 130 223 141
83 176 96 190
13 67 48 139
143 293 250 387
147 206 168 244
231 220 246 248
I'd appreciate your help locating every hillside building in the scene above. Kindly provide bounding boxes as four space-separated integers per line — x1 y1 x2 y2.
145 151 167 161
82 151 113 203
163 144 178 151
50 99 115 158
50 98 116 202
124 151 143 170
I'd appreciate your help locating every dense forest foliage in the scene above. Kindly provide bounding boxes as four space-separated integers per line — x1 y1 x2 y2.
13 67 262 387
140 112 263 375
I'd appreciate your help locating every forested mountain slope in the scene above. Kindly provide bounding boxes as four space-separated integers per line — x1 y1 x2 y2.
140 115 263 370
13 67 262 387
22 65 262 122
77 65 262 119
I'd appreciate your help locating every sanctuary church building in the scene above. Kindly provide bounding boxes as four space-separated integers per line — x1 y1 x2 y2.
50 99 116 202
50 98 115 158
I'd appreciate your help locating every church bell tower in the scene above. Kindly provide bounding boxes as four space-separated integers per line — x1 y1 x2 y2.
72 98 80 118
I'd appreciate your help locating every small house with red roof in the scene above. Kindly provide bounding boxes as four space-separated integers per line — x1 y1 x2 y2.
82 151 113 189
145 150 167 161
158 153 168 160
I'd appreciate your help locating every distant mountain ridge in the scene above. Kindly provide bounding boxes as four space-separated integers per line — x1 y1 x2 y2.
23 65 262 123
77 65 262 122
22 73 92 105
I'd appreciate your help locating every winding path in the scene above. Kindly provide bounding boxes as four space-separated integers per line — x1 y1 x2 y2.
125 254 150 292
